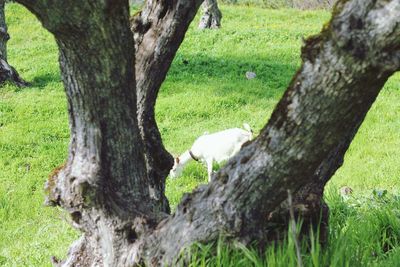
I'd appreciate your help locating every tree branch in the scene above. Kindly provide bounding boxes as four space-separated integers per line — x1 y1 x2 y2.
131 0 204 213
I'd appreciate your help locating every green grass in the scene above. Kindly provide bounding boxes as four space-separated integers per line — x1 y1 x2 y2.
1 3 400 266
182 192 400 267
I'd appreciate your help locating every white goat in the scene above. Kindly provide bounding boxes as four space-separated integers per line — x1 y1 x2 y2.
169 123 253 182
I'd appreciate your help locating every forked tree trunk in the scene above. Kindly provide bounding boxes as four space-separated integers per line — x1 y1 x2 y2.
0 0 28 87
15 0 400 266
199 0 222 29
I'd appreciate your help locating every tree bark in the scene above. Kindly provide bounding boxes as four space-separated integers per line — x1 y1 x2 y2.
131 0 204 213
14 0 400 266
198 0 222 29
0 0 28 87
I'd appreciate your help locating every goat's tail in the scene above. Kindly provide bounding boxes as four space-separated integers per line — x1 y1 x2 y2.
243 123 253 139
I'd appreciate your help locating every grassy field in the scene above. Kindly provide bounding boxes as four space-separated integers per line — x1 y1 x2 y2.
1 3 400 266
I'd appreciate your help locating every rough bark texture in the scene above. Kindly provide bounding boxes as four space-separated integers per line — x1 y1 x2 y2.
14 0 400 266
0 0 28 87
131 0 204 213
198 0 222 29
267 136 355 244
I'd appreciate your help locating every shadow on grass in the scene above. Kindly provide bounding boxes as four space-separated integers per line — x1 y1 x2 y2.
31 72 61 89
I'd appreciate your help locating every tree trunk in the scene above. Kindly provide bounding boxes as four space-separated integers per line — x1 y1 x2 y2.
130 0 204 213
0 0 7 61
0 0 28 87
15 0 400 266
18 0 155 265
198 0 222 29
129 0 144 6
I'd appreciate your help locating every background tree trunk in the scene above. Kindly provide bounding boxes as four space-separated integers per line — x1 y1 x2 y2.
0 0 28 87
14 0 400 266
0 0 7 60
198 0 222 29
129 0 144 6
131 0 204 213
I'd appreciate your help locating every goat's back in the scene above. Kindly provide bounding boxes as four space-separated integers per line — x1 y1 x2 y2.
191 128 251 163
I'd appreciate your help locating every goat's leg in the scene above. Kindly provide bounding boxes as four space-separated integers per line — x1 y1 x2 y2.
206 160 213 182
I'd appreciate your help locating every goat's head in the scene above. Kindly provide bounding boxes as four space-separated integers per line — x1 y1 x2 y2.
169 157 183 178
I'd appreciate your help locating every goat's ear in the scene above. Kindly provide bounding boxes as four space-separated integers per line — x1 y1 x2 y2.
175 157 180 164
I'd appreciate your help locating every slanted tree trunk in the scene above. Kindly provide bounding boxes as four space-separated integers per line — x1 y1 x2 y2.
15 0 400 266
131 0 204 213
0 0 28 87
199 0 222 29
